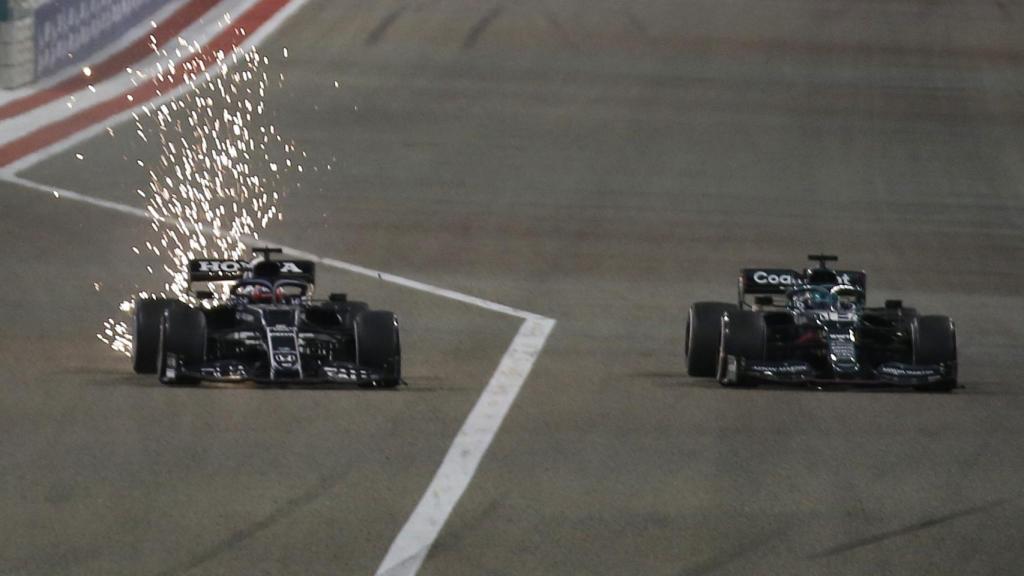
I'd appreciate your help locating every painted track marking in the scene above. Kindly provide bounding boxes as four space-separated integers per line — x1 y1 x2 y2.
375 317 554 576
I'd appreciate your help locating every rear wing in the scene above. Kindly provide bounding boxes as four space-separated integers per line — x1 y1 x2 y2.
188 259 316 283
738 268 866 305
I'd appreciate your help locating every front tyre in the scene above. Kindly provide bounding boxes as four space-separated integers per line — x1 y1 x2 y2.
133 298 177 374
356 311 402 388
342 301 370 331
158 305 206 387
912 315 957 392
717 310 766 387
686 302 739 377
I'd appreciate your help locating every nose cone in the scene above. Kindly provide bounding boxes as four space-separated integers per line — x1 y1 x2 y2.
830 356 861 377
827 332 860 377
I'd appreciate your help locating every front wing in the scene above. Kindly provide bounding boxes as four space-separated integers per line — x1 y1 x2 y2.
162 354 390 386
725 358 956 387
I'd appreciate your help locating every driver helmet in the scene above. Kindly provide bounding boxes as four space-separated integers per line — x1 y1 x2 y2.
248 284 285 303
831 286 861 312
798 287 833 311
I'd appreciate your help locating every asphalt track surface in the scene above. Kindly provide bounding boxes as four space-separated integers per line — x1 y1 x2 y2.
4 0 1024 574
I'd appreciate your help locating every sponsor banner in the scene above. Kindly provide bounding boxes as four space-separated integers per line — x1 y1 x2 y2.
741 267 867 294
746 361 813 376
741 268 802 294
877 363 941 379
189 259 316 282
189 259 250 281
34 0 170 77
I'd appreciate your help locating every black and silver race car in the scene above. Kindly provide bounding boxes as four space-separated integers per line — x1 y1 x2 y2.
132 247 401 387
685 255 957 391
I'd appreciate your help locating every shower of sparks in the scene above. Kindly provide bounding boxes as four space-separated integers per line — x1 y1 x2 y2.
98 29 302 357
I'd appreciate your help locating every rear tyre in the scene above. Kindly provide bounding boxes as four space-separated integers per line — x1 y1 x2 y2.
686 302 738 377
866 306 918 328
899 307 919 320
158 305 206 387
356 311 402 388
912 315 957 392
717 310 766 387
133 298 177 374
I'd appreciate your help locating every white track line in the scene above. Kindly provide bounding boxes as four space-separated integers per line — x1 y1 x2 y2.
375 316 554 576
6 175 151 218
6 175 550 322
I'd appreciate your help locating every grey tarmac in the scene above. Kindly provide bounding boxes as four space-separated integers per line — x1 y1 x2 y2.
3 0 1024 574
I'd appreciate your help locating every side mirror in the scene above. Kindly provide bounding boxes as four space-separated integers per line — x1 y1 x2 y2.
884 299 903 309
329 293 348 303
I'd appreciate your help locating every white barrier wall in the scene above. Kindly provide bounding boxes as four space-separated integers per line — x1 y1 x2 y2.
0 0 40 87
0 15 33 87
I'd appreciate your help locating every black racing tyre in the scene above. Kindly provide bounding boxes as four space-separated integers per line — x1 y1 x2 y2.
133 298 177 374
158 305 206 386
686 302 739 377
328 301 369 358
356 310 401 388
316 300 368 332
717 310 766 387
883 306 919 326
341 301 369 331
912 315 957 392
893 308 919 332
